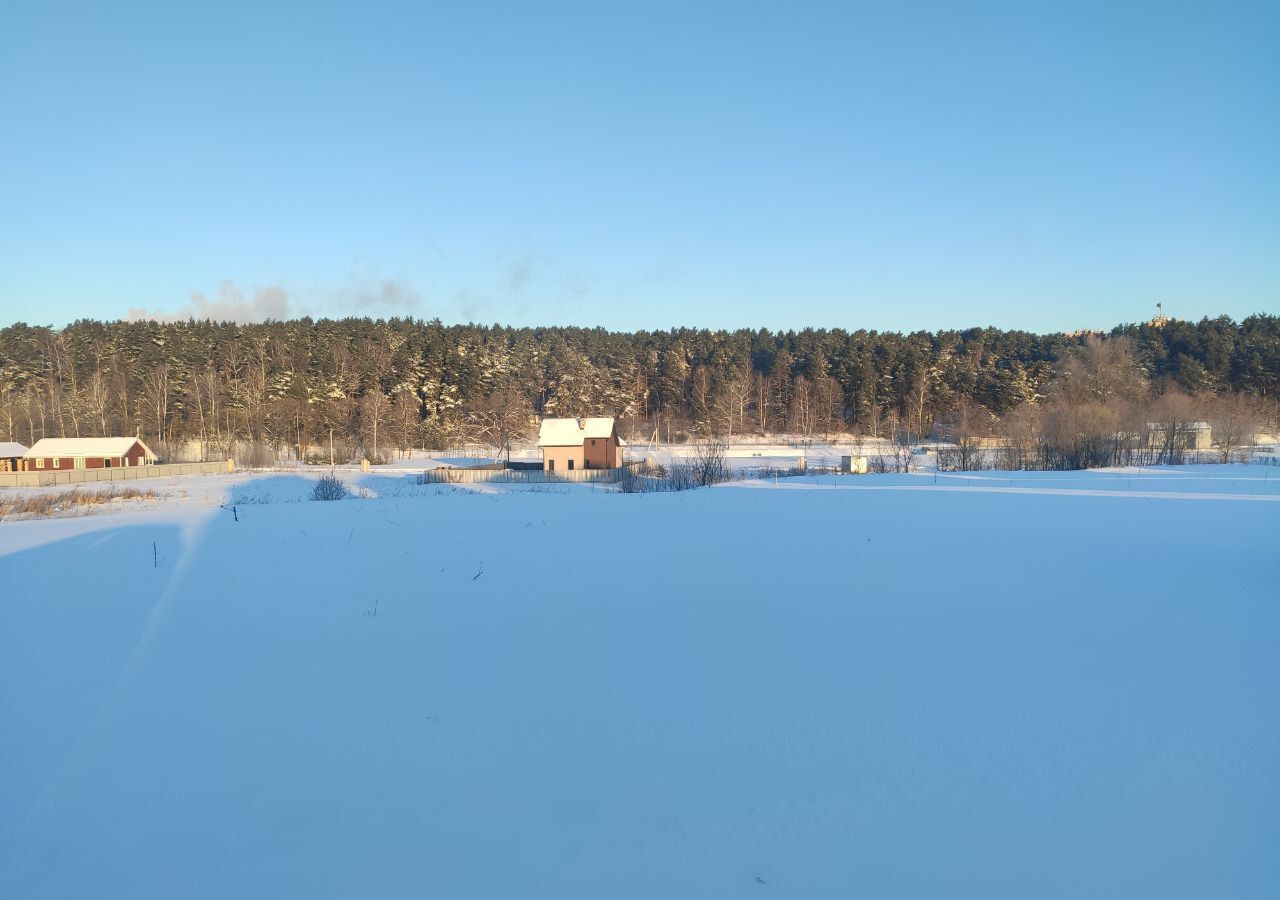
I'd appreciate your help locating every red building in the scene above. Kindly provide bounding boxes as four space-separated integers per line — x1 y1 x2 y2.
24 437 158 471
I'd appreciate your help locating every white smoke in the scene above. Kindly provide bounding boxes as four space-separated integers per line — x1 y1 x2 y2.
127 282 291 324
126 276 425 324
321 276 423 315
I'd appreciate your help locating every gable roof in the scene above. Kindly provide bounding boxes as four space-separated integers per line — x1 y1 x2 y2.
26 437 158 460
0 441 28 457
538 417 617 447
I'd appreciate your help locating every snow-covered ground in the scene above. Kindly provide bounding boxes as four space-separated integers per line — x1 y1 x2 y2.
2 466 1278 898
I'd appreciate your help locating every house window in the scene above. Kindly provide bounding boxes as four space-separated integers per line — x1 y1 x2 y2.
548 459 555 471
36 458 45 469
568 459 575 470
53 458 60 468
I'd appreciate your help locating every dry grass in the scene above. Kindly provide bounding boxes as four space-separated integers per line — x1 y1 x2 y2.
0 486 160 520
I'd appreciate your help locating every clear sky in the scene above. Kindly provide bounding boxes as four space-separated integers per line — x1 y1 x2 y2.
1 0 1276 332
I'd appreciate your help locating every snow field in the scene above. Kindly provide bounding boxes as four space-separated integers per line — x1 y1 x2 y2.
1 467 1278 898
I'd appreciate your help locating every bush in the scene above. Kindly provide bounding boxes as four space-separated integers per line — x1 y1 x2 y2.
747 465 807 480
619 461 688 493
691 437 729 486
311 474 348 501
618 449 733 493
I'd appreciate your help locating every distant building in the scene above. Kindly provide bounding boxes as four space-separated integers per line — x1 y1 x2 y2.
840 455 869 474
1146 422 1212 451
0 442 28 472
25 437 158 471
538 417 625 472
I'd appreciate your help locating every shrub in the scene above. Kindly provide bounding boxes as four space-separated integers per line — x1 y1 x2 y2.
618 453 731 493
311 474 348 501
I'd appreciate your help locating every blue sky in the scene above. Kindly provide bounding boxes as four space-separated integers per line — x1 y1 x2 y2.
1 0 1276 332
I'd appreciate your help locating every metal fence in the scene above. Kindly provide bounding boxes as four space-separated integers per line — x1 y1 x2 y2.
0 460 233 489
931 445 1277 473
418 464 636 485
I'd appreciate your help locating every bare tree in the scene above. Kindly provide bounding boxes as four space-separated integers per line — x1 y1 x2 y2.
790 374 813 435
690 366 712 433
1056 335 1149 406
1207 392 1263 462
938 396 995 470
1148 388 1203 464
909 368 932 438
85 367 112 436
463 382 533 463
813 376 844 439
892 418 915 473
995 402 1042 470
140 365 172 452
389 389 422 458
713 365 753 437
1038 399 1124 469
751 370 771 435
188 363 227 460
359 390 394 463
0 383 16 442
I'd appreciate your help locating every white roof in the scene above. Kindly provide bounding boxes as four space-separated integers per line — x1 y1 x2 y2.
26 437 158 460
538 417 617 447
0 441 28 457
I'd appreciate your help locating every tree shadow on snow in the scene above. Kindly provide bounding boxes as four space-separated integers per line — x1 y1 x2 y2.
0 522 186 842
230 474 331 505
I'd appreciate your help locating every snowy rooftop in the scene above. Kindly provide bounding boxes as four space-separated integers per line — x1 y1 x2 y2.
26 437 157 460
538 417 618 447
0 442 28 457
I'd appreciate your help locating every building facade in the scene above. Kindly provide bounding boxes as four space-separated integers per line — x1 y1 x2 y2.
538 418 625 472
24 437 158 471
0 442 27 472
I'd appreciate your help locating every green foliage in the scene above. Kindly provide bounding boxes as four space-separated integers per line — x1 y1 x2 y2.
0 314 1275 452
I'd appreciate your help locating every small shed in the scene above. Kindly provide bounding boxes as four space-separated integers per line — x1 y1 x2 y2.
841 455 869 474
538 417 625 472
25 437 158 471
0 441 28 472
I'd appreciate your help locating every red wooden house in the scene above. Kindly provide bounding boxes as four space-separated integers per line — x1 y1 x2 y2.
24 437 158 471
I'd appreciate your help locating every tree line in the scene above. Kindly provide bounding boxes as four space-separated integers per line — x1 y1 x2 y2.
0 314 1276 465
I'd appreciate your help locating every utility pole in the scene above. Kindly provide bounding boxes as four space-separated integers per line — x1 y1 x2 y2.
329 428 335 469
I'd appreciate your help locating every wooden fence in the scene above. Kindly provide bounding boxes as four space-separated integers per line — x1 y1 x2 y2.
0 460 234 489
418 464 635 485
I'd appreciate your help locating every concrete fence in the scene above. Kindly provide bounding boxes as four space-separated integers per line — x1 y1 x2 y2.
0 460 234 489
